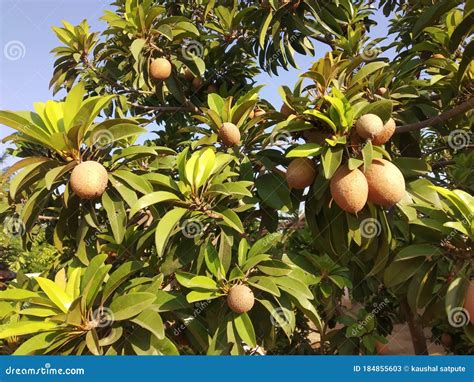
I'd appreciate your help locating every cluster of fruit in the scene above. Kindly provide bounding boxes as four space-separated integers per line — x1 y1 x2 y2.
285 113 405 214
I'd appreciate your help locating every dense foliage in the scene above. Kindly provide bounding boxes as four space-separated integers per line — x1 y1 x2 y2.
0 0 472 355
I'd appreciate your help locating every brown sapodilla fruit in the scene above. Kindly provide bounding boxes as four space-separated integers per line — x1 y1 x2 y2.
192 77 203 89
286 158 316 189
440 333 453 348
207 84 218 93
464 280 474 325
330 166 368 213
183 68 194 81
227 285 255 314
149 58 172 81
280 103 295 117
70 161 108 200
372 118 396 145
218 122 241 146
363 158 406 207
355 113 384 140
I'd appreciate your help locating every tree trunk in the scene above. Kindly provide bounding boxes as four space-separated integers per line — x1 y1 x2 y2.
400 298 428 355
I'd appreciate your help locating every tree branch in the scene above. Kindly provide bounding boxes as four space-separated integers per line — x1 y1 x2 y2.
127 102 200 114
431 159 455 170
396 97 474 133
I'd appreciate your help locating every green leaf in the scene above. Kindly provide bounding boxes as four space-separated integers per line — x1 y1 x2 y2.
362 140 373 171
109 292 156 320
102 190 126 244
186 290 223 303
257 260 292 276
155 208 187 257
357 100 393 123
351 62 388 85
207 93 225 114
0 289 40 301
218 208 244 233
194 148 215 189
259 11 273 48
286 143 323 158
255 173 291 210
129 191 180 218
0 321 58 340
102 261 143 303
383 258 426 287
187 276 219 290
36 277 73 313
395 244 440 260
234 313 256 347
248 233 282 258
13 332 55 355
131 309 165 339
321 147 343 179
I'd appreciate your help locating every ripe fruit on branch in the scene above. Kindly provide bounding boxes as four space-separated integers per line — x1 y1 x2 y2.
227 285 254 314
355 113 384 140
207 84 218 93
70 161 108 200
183 68 194 81
464 280 474 325
218 122 241 146
363 158 405 207
440 333 453 348
192 77 203 89
330 166 368 213
372 118 396 145
280 103 295 117
286 158 316 189
249 108 266 119
149 58 172 81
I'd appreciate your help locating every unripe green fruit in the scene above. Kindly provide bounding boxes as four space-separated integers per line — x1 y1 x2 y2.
150 58 172 81
355 113 384 140
286 158 316 189
70 161 108 200
227 285 254 314
218 122 241 146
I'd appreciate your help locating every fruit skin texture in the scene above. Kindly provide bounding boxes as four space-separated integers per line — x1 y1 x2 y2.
286 158 316 189
149 58 172 81
218 122 241 146
70 161 108 200
330 166 368 213
227 285 254 314
355 113 384 140
464 280 474 325
372 118 396 145
363 158 406 207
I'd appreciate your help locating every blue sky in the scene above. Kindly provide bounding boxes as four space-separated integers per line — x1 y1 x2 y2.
0 0 391 165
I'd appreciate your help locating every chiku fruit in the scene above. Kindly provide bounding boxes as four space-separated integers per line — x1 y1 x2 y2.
372 118 396 145
464 280 474 325
363 158 405 207
149 58 172 81
330 166 368 213
70 161 108 200
355 113 384 140
227 285 254 314
218 122 241 146
280 103 295 117
286 158 316 190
